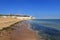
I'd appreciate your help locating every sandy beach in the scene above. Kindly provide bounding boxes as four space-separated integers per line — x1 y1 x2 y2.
0 18 20 29
0 19 39 40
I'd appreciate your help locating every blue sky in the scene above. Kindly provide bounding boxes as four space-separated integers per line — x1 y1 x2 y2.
0 0 60 19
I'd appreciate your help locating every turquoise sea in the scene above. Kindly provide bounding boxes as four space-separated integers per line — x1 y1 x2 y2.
28 19 60 40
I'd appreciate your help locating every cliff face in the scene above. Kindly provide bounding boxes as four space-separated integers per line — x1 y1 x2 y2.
0 21 39 40
16 17 36 20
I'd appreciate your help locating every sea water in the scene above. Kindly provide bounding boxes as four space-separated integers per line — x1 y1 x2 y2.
28 19 60 40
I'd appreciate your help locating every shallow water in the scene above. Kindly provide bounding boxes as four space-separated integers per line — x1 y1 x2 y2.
28 19 60 40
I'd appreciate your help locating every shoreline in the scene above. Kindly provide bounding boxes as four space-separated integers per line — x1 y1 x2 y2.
0 20 40 40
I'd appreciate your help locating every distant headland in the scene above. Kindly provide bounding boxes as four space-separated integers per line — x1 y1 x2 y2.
0 14 36 20
0 14 35 19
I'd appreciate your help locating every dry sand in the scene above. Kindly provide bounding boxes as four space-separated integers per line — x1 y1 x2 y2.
0 18 20 29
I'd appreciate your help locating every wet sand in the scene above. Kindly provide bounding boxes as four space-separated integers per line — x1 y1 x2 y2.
0 21 39 40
